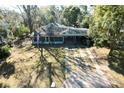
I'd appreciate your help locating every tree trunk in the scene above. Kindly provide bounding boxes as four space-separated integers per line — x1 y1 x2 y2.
22 5 34 33
39 48 44 62
28 16 33 33
109 48 113 57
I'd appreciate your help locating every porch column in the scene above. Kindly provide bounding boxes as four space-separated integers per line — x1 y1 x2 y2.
86 38 90 47
62 37 64 43
74 36 76 44
45 37 46 42
48 37 50 44
37 33 39 47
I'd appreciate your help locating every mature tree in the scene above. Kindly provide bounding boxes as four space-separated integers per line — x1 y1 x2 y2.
78 5 91 28
18 5 38 33
79 5 88 14
62 6 80 27
46 6 57 23
0 11 11 59
90 5 124 55
42 5 63 24
36 5 65 25
0 9 17 45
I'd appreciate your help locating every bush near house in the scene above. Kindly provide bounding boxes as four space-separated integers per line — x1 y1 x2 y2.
0 45 11 60
14 24 30 38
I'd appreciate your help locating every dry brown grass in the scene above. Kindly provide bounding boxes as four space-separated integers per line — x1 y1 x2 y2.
92 47 124 87
0 44 41 87
0 43 65 87
43 48 65 87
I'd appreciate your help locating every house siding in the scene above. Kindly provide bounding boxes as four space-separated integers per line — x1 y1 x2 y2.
33 36 64 45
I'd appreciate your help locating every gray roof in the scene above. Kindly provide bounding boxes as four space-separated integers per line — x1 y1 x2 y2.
35 23 89 36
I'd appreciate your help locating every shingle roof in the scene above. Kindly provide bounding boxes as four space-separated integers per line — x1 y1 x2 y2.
35 23 89 36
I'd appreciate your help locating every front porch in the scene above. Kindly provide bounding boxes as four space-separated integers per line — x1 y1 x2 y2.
33 36 64 44
32 36 90 48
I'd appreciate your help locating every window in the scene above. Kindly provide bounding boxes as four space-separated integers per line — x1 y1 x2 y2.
40 37 45 42
50 37 54 42
55 37 63 42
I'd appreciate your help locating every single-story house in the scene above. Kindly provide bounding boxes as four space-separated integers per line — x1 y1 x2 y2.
32 23 90 46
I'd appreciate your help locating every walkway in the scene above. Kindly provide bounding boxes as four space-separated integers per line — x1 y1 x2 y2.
62 48 112 88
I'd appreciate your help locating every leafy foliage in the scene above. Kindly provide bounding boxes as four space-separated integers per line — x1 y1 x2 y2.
62 5 90 28
62 6 80 27
18 5 38 33
80 15 90 28
0 45 10 60
77 5 91 28
90 6 124 49
14 24 30 38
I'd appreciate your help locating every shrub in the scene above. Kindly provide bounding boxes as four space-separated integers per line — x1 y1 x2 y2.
108 50 124 75
0 46 11 60
14 24 30 38
20 25 30 35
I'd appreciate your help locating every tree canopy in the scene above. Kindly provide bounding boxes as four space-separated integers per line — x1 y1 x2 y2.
90 6 124 53
62 6 81 27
